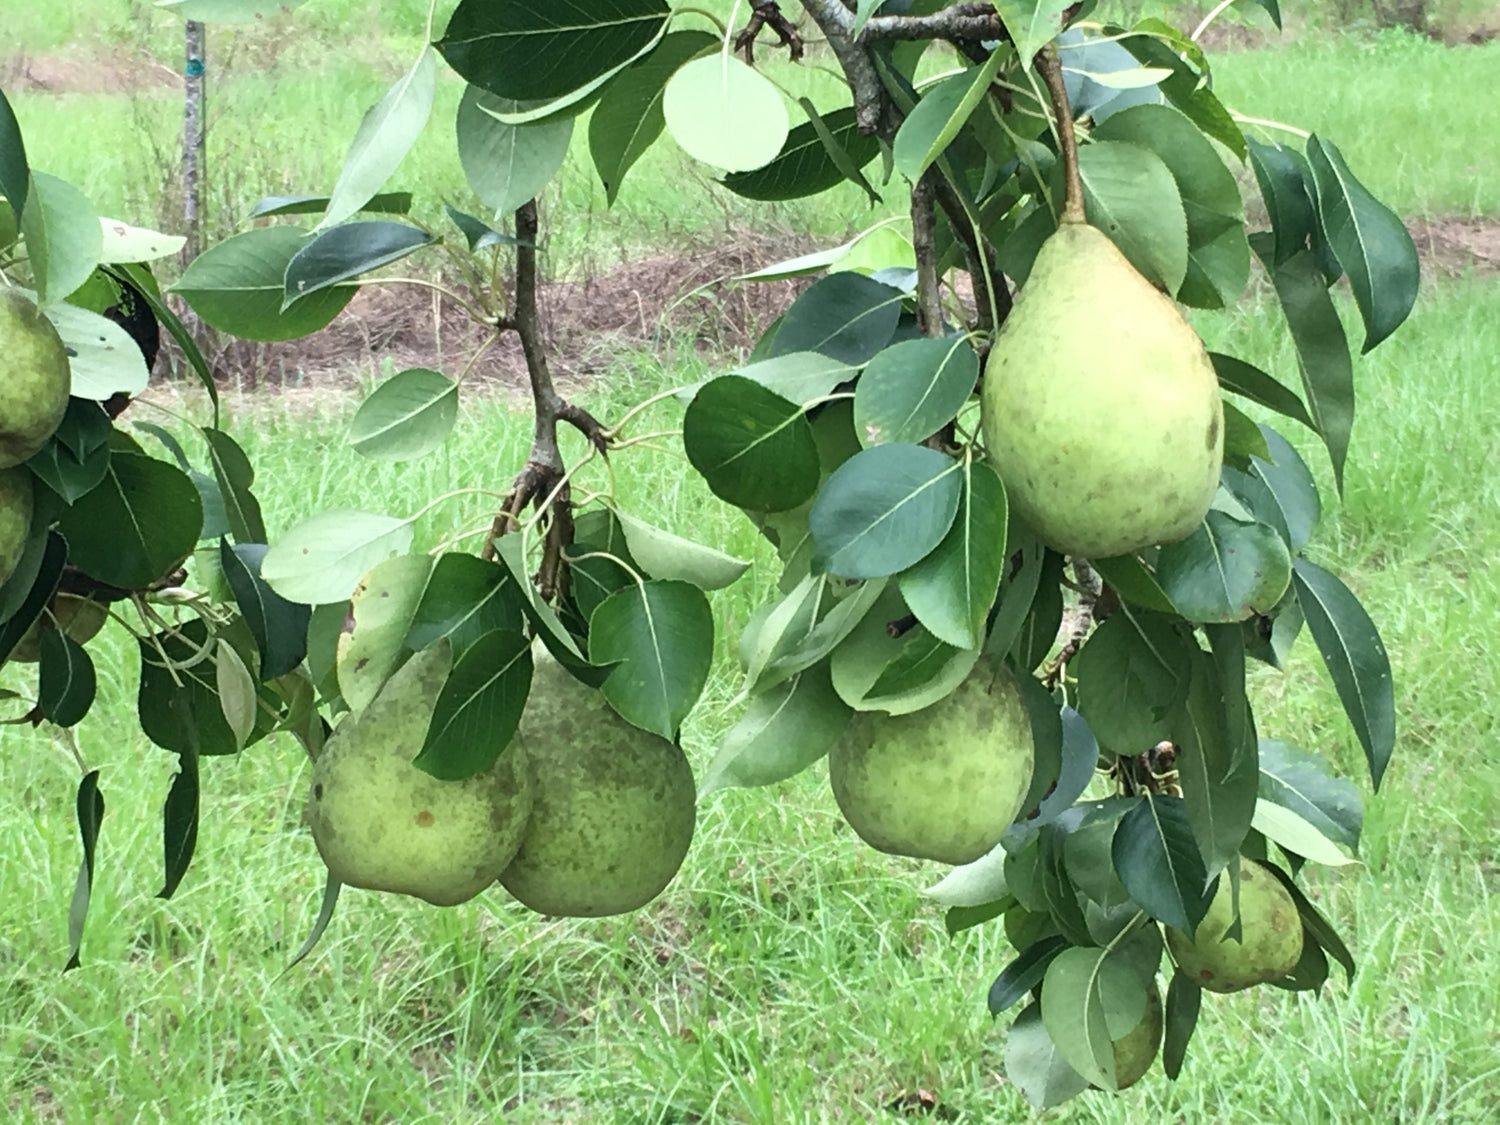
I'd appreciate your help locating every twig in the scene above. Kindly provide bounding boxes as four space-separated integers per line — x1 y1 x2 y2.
735 0 804 64
798 0 885 134
1035 44 1086 223
1044 559 1102 688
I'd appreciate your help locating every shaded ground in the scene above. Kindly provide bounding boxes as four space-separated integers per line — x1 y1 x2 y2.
0 47 178 96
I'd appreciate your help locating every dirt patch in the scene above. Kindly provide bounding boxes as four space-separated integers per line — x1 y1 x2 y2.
205 230 817 393
0 48 179 96
1407 217 1500 276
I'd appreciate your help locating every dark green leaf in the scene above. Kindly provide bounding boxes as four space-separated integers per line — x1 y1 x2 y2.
109 263 220 420
1076 140 1189 294
456 85 575 215
1257 739 1362 851
1118 25 1245 159
1305 136 1420 352
407 551 527 658
438 0 670 101
157 750 199 899
1155 510 1293 624
0 533 66 664
769 272 903 365
1011 549 1065 675
811 444 962 579
1261 863 1356 981
1210 352 1316 432
279 872 342 978
491 533 604 682
1041 945 1146 1091
946 898 1010 935
201 428 266 545
443 205 522 251
1018 704 1101 832
853 335 978 447
221 541 311 680
1249 425 1321 551
1162 971 1202 1079
413 628 531 780
1072 609 1194 755
1090 553 1175 614
247 192 413 218
57 452 202 589
1004 1001 1089 1111
1039 826 1094 947
590 579 713 738
1291 559 1395 789
1247 138 1315 268
1268 925 1330 993
283 221 432 307
989 935 1069 1015
893 51 1006 181
38 628 96 727
0 86 30 220
682 375 819 513
1174 650 1259 877
26 421 111 505
65 770 105 971
899 458 1006 650
137 620 244 757
1112 793 1213 932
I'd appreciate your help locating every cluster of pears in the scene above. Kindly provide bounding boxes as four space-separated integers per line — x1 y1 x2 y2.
980 216 1224 559
829 657 1034 866
306 641 697 915
0 288 72 590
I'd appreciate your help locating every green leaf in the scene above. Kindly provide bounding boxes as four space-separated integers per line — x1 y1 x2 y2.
893 50 1006 182
283 221 433 307
1265 249 1354 491
749 574 887 694
1292 558 1395 789
26 404 112 505
202 428 267 545
443 205 521 251
43 303 151 400
662 53 789 172
727 351 859 407
1089 553 1175 614
1155 510 1293 624
438 0 670 102
110 262 219 419
413 628 532 780
137 620 246 757
1257 738 1362 851
1251 800 1357 867
615 510 749 590
348 368 459 461
995 0 1076 63
20 171 100 305
1305 136 1420 352
590 579 713 738
491 533 599 676
699 662 852 793
853 335 978 447
64 770 105 971
1211 352 1315 432
566 508 637 626
38 627 96 727
733 99 881 205
1162 972 1202 1079
1041 945 1146 1091
1090 103 1248 308
1118 22 1246 159
0 87 29 220
769 272 903 365
0 533 66 664
406 551 527 657
337 552 434 711
158 0 310 18
247 192 413 219
261 510 414 605
1071 609 1194 756
589 31 716 203
1077 140 1189 294
810 444 962 579
1249 425 1321 551
1174 651 1259 878
682 375 819 513
1111 793 1212 932
1261 863 1356 982
157 747 199 899
279 872 341 978
990 936 1069 1015
898 458 1006 650
456 85 575 216
1247 138 1315 268
173 226 356 342
220 542 311 680
56 452 202 589
320 46 436 230
1004 1001 1089 1111
215 638 257 749
924 841 1010 908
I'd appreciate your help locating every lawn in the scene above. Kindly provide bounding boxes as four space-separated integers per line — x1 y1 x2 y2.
3 3 1500 1123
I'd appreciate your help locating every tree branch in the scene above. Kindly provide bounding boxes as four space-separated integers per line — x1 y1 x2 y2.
1035 43 1086 223
798 0 886 134
861 4 1009 43
911 171 944 337
735 0 804 63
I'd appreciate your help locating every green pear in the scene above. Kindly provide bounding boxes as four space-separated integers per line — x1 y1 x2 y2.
1111 984 1162 1089
306 643 532 907
8 594 109 663
0 465 33 587
981 221 1223 558
1166 858 1304 992
499 650 696 917
828 658 1034 865
0 288 71 469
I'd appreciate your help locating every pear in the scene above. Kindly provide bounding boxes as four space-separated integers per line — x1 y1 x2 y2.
981 221 1223 558
0 288 71 469
499 650 696 917
828 658 1033 865
8 594 109 663
1110 984 1162 1090
306 643 532 907
1165 857 1304 992
0 465 33 587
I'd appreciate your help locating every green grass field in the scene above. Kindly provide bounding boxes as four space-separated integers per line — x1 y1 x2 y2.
4 4 1500 1122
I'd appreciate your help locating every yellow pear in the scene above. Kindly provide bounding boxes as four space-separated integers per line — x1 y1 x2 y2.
306 643 532 907
1166 857 1304 992
981 221 1223 558
0 288 71 468
499 650 696 917
828 658 1033 865
1 465 33 587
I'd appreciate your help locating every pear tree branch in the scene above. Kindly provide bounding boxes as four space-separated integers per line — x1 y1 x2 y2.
1035 44 1086 222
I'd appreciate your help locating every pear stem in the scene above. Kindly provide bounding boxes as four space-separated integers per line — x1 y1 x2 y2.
1036 44 1086 225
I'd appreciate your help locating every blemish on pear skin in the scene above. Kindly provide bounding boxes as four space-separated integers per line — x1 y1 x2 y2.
415 810 435 827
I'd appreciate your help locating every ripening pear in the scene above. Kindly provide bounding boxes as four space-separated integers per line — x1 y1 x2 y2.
8 594 109 662
981 221 1223 558
1166 857 1304 992
0 288 71 468
499 649 697 917
306 643 533 907
1110 984 1163 1089
0 465 33 587
828 658 1033 865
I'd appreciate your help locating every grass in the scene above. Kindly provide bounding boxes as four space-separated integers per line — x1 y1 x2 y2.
4 3 1500 1122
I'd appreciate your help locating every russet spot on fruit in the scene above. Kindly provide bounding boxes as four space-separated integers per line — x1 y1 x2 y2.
1166 857 1304 992
981 220 1223 559
828 658 1034 865
0 288 71 469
